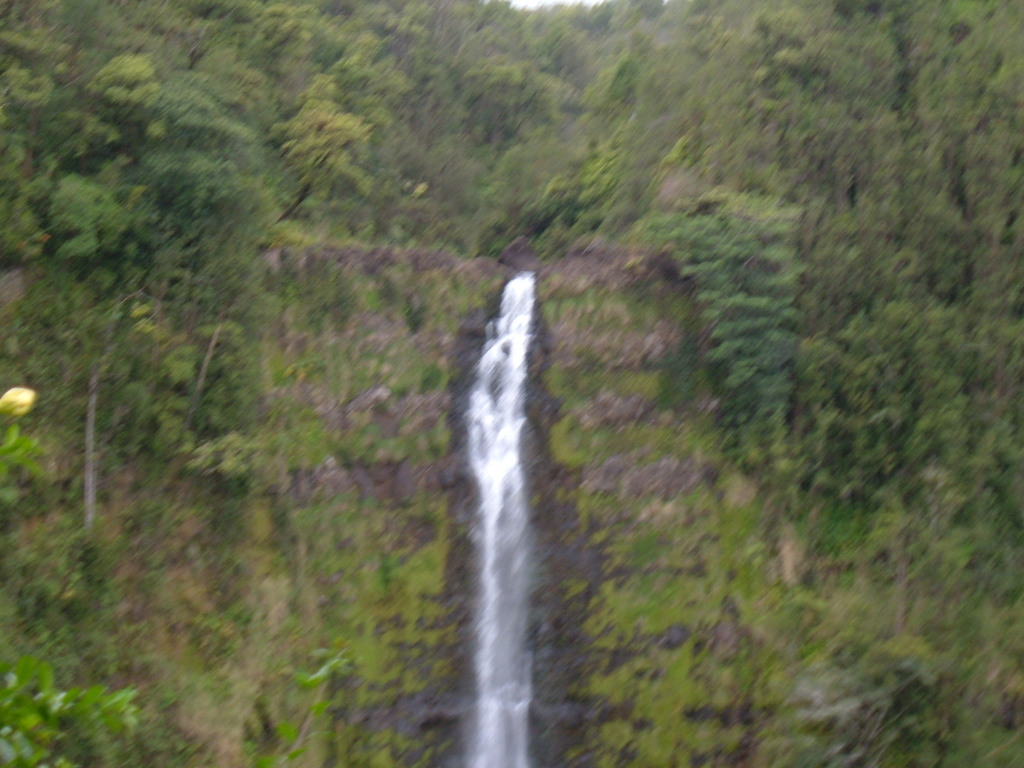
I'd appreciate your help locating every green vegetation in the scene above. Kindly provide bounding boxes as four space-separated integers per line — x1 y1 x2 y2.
636 213 799 432
0 391 136 768
4 0 1024 765
255 649 349 768
0 655 137 768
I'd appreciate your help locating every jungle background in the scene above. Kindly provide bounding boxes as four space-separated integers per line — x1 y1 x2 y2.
3 0 1024 765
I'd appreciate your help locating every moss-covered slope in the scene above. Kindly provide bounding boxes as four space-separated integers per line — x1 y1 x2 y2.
3 240 1023 768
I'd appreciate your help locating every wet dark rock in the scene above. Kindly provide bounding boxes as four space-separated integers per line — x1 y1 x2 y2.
582 454 704 501
412 462 441 494
724 701 755 727
551 317 681 370
581 455 630 495
498 237 541 271
394 460 416 502
368 464 395 496
685 705 717 723
621 456 703 500
460 309 489 340
289 470 312 502
661 623 692 650
311 456 353 497
604 647 636 675
436 458 463 489
702 463 720 488
346 385 392 414
711 620 741 659
539 237 648 293
564 236 616 261
645 250 687 286
722 596 740 618
414 698 465 729
377 412 399 438
526 389 561 430
575 391 656 430
351 465 376 501
532 701 590 727
396 391 450 433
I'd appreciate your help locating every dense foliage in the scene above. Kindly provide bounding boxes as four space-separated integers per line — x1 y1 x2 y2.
0 655 136 768
5 0 1024 764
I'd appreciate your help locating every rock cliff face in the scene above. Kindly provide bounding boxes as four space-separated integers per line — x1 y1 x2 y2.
525 246 767 768
0 241 772 768
253 241 770 768
6 236 1019 768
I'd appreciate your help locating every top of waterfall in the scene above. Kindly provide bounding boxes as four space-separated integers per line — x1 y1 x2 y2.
500 273 536 320
498 237 540 272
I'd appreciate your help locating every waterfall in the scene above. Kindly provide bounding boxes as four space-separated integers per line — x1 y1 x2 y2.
467 272 536 768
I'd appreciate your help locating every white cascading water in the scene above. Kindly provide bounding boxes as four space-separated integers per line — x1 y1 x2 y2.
467 272 536 768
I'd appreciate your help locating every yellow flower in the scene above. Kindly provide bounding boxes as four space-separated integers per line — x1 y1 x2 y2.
0 387 37 417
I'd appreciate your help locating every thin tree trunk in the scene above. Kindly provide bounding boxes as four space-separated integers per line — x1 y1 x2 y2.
277 182 312 222
84 366 100 531
85 330 116 531
895 548 908 635
84 292 141 531
20 112 37 178
185 321 223 431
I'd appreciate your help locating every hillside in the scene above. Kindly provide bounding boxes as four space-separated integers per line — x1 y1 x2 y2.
4 0 1024 766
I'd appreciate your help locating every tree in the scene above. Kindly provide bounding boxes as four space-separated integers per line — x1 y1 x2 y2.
637 212 799 431
461 58 554 146
255 649 349 768
48 176 132 269
88 53 159 153
0 656 137 768
276 75 371 220
0 391 136 765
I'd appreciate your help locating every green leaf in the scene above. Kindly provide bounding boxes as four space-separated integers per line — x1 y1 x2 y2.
36 663 53 694
14 656 36 686
275 721 299 742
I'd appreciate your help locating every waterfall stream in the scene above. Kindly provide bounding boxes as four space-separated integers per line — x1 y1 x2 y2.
467 272 536 768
